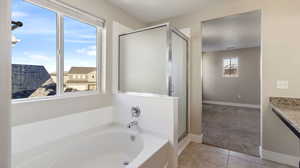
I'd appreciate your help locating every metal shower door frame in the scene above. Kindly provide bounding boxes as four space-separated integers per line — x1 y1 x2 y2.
118 23 190 141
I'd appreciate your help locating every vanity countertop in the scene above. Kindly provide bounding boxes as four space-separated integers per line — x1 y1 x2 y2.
270 97 300 139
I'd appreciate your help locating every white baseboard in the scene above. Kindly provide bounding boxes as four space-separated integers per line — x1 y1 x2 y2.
203 100 260 109
261 149 299 167
177 134 203 156
177 135 191 156
189 134 203 143
259 146 262 157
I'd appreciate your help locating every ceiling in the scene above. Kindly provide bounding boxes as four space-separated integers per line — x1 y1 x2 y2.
202 11 261 52
106 1 260 52
106 0 218 23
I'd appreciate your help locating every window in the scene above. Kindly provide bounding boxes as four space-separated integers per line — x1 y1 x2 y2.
64 16 97 93
12 0 57 99
12 0 104 100
223 57 239 78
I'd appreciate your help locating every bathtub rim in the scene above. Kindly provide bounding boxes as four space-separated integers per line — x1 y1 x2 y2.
12 123 168 168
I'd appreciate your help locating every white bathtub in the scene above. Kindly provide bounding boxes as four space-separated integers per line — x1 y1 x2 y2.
12 125 169 168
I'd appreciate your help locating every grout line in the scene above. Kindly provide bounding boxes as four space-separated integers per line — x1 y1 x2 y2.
226 151 230 168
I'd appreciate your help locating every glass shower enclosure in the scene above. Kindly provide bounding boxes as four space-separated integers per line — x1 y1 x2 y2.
118 23 189 141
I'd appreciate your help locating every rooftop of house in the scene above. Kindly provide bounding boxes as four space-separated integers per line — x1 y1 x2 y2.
12 65 97 99
12 64 55 99
50 72 68 76
68 67 96 74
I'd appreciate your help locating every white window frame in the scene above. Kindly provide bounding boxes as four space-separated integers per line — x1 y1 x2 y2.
223 56 239 78
12 0 105 103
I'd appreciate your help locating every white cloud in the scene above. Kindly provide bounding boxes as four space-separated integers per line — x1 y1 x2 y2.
65 39 95 44
78 35 96 39
76 45 96 56
28 54 51 61
75 48 85 54
24 52 52 61
89 45 96 50
14 17 56 35
87 50 96 56
12 11 27 19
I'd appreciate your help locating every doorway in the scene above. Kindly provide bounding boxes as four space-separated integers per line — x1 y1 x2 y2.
201 10 261 156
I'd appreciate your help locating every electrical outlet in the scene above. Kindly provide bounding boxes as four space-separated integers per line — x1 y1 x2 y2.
276 80 289 89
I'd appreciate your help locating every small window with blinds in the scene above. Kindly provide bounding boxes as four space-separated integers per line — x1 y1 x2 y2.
223 57 239 78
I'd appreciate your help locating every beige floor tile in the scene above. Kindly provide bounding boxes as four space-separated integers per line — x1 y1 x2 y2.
179 143 228 168
195 151 228 167
229 151 261 164
229 150 295 168
259 159 295 168
227 156 258 168
198 160 225 168
187 142 229 155
178 143 296 168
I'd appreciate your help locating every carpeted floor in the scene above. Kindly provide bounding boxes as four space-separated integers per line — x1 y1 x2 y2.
202 104 260 156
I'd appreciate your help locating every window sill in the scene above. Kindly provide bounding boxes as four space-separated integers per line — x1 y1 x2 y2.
12 91 101 104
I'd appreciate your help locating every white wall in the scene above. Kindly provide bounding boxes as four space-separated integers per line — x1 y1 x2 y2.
113 93 178 168
11 0 145 126
150 0 300 165
112 22 133 93
0 0 11 167
203 47 261 105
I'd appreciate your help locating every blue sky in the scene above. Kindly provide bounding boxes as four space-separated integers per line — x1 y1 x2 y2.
12 0 97 73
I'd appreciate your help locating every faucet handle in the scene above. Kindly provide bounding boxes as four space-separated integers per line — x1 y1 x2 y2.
131 106 141 118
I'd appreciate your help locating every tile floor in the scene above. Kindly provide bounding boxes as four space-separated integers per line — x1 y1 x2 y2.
202 104 260 156
178 143 295 168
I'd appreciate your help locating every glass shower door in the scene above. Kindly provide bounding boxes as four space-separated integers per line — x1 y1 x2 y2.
171 31 188 140
119 26 168 95
118 24 189 142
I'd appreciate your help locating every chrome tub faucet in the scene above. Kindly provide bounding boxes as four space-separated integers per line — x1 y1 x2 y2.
127 121 138 128
127 106 141 129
